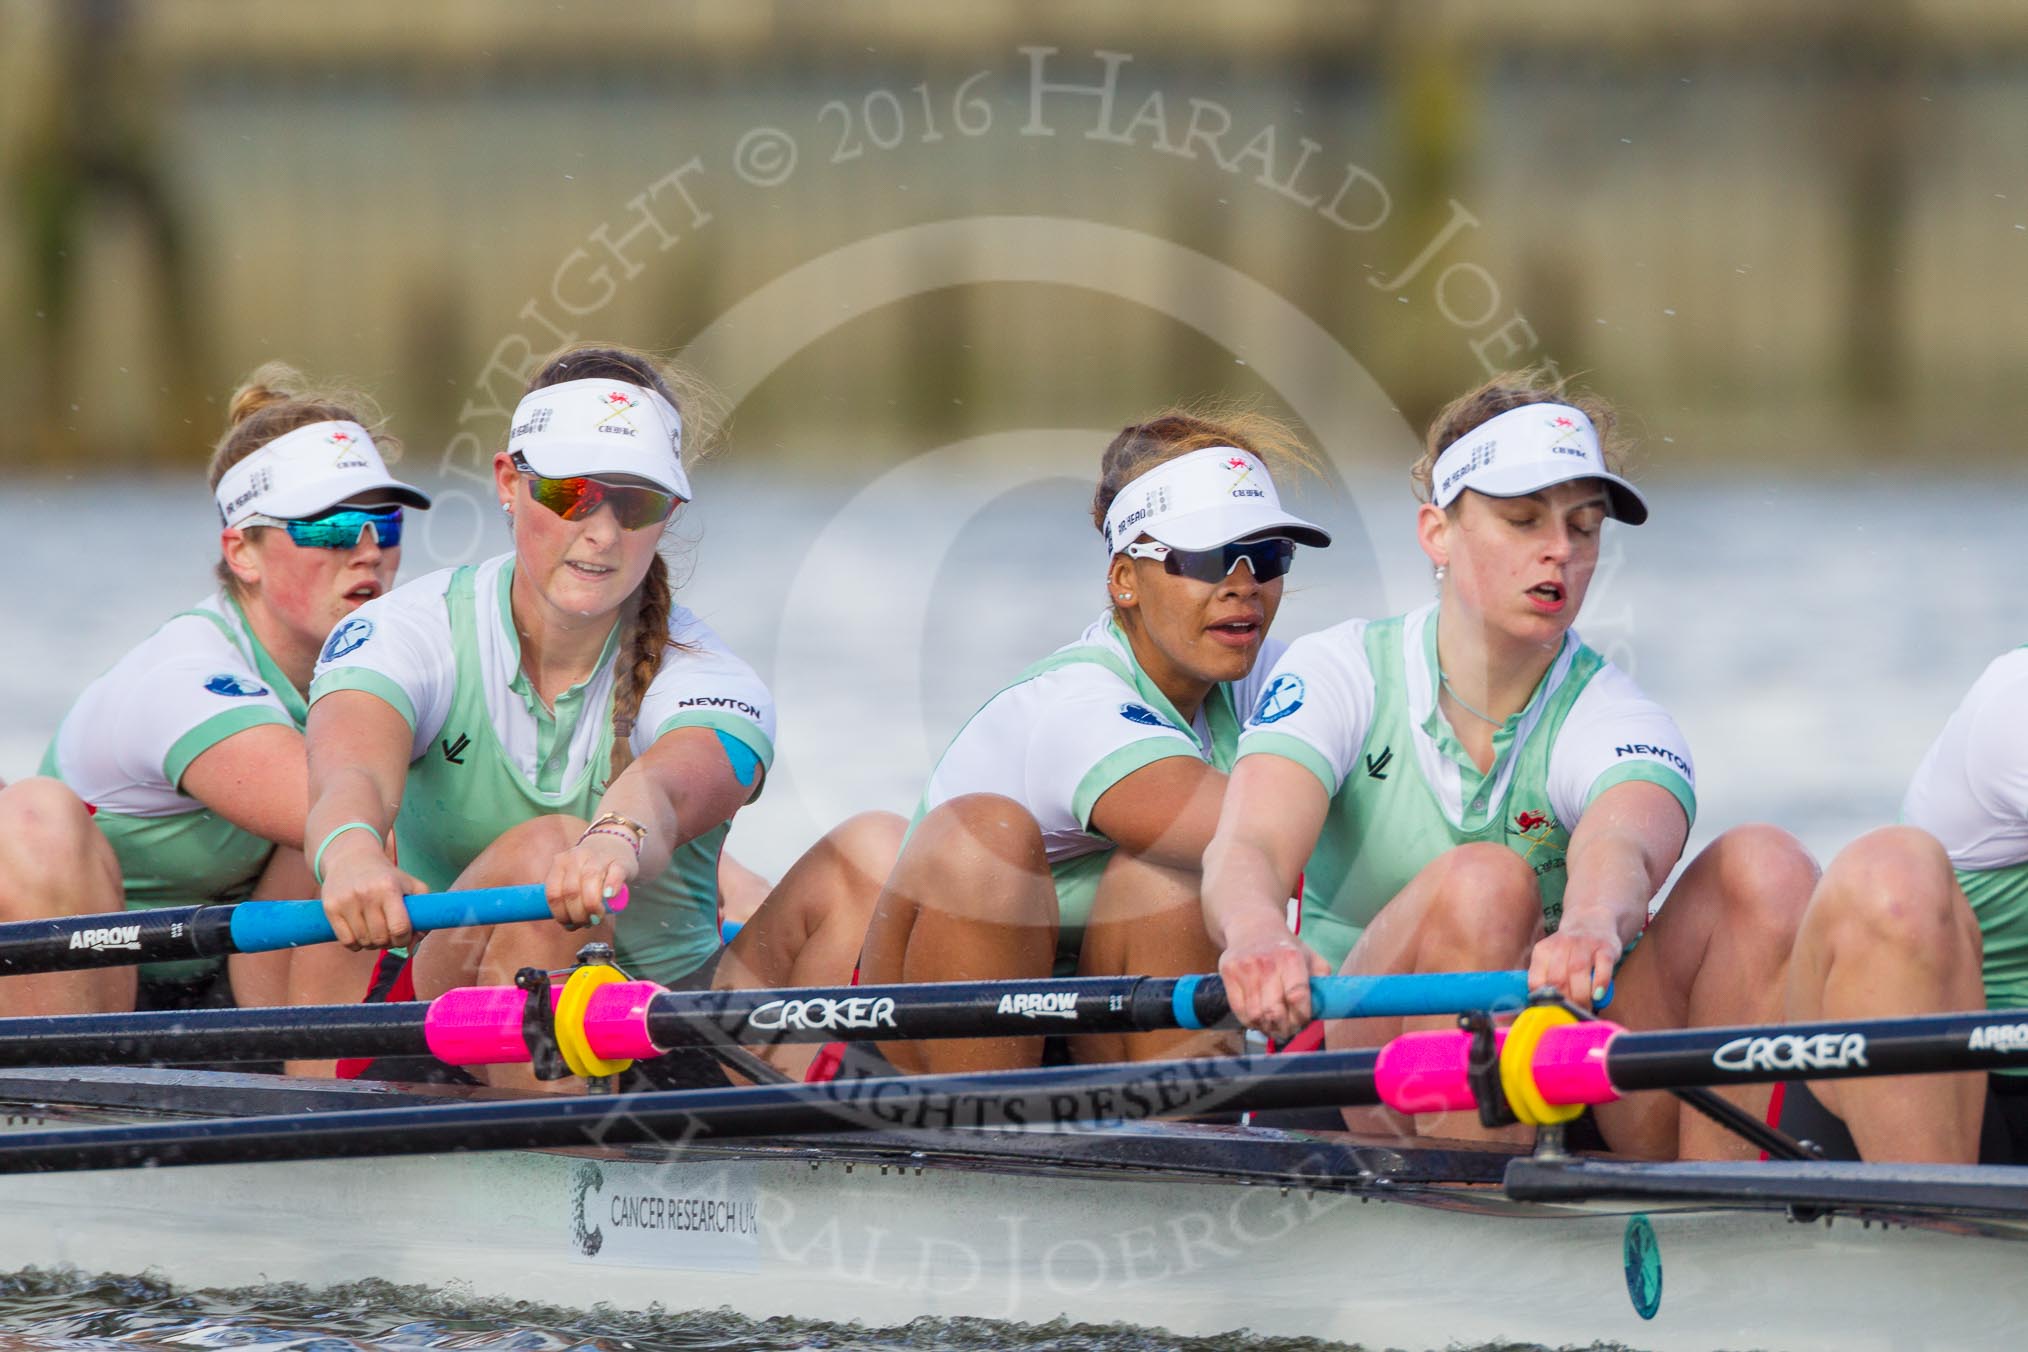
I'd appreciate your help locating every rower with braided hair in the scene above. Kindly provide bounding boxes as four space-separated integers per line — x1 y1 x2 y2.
306 343 901 1088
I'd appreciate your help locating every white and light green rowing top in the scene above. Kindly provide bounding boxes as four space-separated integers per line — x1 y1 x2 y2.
310 553 775 985
44 592 306 978
1235 602 1697 969
1901 646 2028 1050
918 614 1284 952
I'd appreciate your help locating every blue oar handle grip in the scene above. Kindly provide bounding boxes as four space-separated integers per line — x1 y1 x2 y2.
228 884 621 953
1170 969 1531 1029
1309 970 1531 1019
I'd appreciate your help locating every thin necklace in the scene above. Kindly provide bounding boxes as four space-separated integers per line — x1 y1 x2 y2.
1440 673 1504 727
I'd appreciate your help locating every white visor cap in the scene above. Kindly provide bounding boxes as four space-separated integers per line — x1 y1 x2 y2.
1430 402 1648 525
214 421 432 527
1102 446 1332 554
508 377 691 501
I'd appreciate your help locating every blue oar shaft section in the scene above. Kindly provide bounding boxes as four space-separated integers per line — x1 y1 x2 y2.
1165 970 1529 1030
1311 970 1530 1020
227 884 555 953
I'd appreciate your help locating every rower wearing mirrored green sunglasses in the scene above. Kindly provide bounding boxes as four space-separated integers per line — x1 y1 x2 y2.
19 365 431 1046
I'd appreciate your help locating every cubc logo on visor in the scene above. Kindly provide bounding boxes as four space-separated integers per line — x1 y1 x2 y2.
1225 455 1265 499
596 390 639 436
328 428 370 469
1545 413 1590 458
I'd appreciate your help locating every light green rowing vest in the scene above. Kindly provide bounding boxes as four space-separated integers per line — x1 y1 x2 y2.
1961 864 2028 1074
1949 644 2028 1049
1245 616 1612 971
43 597 303 981
914 621 1246 959
391 566 726 985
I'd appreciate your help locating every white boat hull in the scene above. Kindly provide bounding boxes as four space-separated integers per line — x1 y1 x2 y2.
1 1075 2025 1350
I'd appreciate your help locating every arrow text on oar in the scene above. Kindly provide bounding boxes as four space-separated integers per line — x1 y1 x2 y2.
0 884 625 976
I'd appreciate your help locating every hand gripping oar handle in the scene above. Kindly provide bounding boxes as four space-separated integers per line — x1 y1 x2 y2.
227 883 626 953
0 884 628 975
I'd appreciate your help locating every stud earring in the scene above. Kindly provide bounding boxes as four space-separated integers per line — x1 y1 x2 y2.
1117 591 1133 601
1432 564 1447 583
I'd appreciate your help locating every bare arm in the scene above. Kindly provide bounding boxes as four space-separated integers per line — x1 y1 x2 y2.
1200 754 1333 1039
179 724 311 850
1087 755 1229 871
1532 779 1687 1004
545 727 760 926
306 690 425 949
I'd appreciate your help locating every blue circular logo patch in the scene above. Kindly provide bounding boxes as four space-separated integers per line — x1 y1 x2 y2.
203 673 269 698
1118 703 1166 727
320 615 375 664
1251 672 1306 725
1623 1212 1662 1320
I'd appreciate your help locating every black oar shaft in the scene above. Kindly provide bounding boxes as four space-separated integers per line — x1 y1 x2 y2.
650 975 1217 1046
1606 1009 2028 1093
0 887 560 977
0 906 234 974
0 1048 1383 1174
0 1003 429 1068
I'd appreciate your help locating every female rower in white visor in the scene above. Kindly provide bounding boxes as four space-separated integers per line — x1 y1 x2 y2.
308 344 901 1088
856 410 1328 1076
13 365 428 1033
1203 372 1816 1160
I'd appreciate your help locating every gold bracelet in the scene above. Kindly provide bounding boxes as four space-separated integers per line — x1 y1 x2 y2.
579 825 642 857
581 811 647 847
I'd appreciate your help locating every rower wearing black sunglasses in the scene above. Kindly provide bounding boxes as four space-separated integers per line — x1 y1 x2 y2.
306 343 902 1089
11 364 430 1039
853 411 1330 1078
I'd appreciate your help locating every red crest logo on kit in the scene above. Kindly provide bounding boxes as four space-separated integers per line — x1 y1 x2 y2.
327 429 369 468
1510 807 1566 878
596 391 639 432
1226 456 1248 470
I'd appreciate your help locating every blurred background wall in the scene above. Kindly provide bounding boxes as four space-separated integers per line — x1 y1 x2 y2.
3 0 2025 481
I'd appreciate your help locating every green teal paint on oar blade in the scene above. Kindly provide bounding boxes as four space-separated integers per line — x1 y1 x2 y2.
1623 1213 1662 1319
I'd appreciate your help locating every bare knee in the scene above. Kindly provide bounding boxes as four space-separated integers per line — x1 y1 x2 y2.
1699 823 1818 943
0 778 98 862
909 794 1046 878
1423 844 1541 955
0 778 117 916
894 794 1052 925
823 810 907 892
1810 826 1968 959
475 814 585 881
